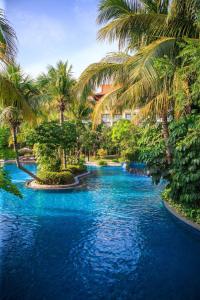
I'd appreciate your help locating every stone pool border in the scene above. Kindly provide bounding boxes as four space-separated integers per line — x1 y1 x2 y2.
26 171 91 190
163 201 200 233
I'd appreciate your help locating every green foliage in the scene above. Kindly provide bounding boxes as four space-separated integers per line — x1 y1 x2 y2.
29 121 77 172
112 119 131 144
166 115 200 205
34 143 61 172
178 39 200 110
138 124 168 184
111 119 140 162
61 121 77 150
98 160 108 166
163 193 200 225
37 170 74 185
112 158 119 163
99 125 116 154
66 164 87 176
79 124 100 155
0 168 22 198
28 121 63 147
0 127 15 159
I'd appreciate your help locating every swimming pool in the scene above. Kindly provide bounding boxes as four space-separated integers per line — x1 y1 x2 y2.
1 164 200 300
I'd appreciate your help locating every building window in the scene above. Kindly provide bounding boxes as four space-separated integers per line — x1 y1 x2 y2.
113 114 122 122
125 113 131 120
102 114 111 123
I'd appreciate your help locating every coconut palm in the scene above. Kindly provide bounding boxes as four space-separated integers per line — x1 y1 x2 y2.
37 60 75 124
0 64 42 182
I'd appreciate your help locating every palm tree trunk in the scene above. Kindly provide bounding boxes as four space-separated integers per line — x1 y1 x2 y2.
59 99 66 168
63 149 67 169
12 126 43 183
59 99 65 125
60 109 64 125
161 113 172 165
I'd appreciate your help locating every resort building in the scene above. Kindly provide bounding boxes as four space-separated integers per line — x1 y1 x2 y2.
93 84 139 126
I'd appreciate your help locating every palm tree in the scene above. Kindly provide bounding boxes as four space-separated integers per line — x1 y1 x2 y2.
77 0 200 164
37 60 75 124
0 65 42 182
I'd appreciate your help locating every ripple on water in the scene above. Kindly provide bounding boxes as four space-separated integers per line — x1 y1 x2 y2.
1 165 200 300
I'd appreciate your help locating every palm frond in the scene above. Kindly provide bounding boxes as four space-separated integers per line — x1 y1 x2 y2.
92 86 123 126
133 90 171 122
0 9 17 63
98 13 166 48
97 0 141 24
173 69 191 117
76 61 123 93
115 38 176 108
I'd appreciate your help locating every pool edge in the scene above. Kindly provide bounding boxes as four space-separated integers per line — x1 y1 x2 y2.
163 200 200 233
26 171 91 190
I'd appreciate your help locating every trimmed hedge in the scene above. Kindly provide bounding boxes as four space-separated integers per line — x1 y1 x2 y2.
66 164 87 176
98 160 108 166
38 171 75 185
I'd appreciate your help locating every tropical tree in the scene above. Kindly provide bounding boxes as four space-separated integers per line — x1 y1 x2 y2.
0 65 42 182
37 60 77 167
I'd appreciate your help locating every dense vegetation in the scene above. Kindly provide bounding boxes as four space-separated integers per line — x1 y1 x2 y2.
0 1 200 223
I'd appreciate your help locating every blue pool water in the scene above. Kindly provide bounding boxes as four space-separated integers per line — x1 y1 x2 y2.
1 164 200 300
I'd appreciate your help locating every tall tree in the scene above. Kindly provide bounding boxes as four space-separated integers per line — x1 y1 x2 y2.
37 61 75 167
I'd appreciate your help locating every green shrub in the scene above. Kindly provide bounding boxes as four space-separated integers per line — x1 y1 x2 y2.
0 149 16 160
33 143 61 172
112 158 119 163
38 171 74 185
66 164 87 175
98 160 108 166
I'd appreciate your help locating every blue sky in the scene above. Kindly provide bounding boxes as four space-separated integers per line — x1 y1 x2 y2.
4 0 117 78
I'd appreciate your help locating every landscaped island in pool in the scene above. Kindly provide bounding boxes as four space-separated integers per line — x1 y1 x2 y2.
1 164 200 300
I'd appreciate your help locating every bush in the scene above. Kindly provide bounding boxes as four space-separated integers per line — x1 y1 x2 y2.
38 171 75 185
66 164 87 176
33 143 61 172
98 160 108 166
0 149 16 160
112 158 119 163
